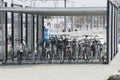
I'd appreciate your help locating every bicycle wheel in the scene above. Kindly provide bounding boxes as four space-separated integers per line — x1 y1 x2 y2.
17 51 22 65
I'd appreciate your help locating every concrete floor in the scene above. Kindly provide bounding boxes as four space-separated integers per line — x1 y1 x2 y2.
0 45 120 80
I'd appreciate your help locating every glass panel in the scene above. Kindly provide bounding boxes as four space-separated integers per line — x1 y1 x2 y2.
0 2 7 63
27 14 33 52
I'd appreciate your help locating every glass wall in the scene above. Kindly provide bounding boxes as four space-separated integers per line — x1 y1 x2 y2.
0 2 7 63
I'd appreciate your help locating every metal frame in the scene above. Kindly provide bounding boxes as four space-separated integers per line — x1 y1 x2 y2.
0 7 107 16
114 6 116 56
29 14 35 50
116 8 118 53
21 13 23 43
25 6 30 45
32 15 35 48
36 15 44 59
11 4 23 60
0 2 8 63
25 13 28 44
5 2 8 62
11 4 14 60
111 4 113 60
36 15 39 55
42 16 44 55
107 0 118 64
0 1 118 64
30 14 34 51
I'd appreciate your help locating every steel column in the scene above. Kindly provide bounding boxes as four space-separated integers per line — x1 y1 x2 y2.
111 5 113 60
64 0 66 32
11 4 14 60
21 13 23 43
5 2 8 62
107 0 110 64
25 14 28 44
32 15 35 48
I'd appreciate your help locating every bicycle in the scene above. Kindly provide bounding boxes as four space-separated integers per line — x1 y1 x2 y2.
45 40 53 64
15 38 26 65
66 46 72 64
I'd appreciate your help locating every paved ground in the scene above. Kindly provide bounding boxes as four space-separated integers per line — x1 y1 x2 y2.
0 45 120 80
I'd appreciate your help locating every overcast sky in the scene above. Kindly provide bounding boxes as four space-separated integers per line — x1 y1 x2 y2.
5 0 107 7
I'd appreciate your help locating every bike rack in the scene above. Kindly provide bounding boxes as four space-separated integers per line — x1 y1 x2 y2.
0 0 119 64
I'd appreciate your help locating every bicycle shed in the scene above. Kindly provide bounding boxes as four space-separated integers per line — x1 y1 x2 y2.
0 0 118 64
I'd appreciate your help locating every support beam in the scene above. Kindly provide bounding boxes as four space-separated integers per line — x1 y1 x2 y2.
107 0 110 64
0 7 107 16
